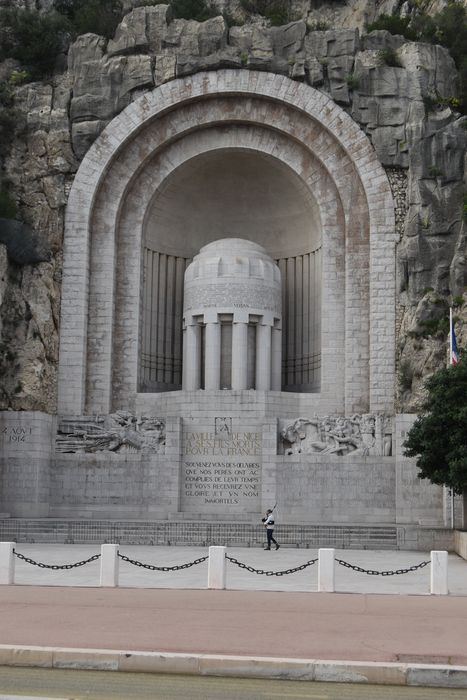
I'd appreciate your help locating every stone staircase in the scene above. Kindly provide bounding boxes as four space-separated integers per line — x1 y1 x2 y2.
0 519 399 549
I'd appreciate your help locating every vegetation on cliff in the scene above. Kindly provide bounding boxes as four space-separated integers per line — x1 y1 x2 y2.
368 2 467 111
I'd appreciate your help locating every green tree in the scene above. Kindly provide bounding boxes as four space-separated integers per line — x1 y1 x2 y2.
403 358 467 494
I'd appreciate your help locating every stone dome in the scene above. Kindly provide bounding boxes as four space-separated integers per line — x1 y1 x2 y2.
184 238 282 317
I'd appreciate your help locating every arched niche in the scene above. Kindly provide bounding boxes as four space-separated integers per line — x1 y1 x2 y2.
59 70 396 417
141 147 323 393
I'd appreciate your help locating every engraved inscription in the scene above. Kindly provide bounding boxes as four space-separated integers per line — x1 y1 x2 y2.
1 426 33 443
182 427 262 511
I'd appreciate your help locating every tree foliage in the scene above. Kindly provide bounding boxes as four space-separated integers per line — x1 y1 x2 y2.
403 358 467 493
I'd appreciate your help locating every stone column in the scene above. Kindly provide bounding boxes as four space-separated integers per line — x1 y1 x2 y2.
205 320 221 390
183 319 201 390
232 321 248 390
256 322 271 391
271 325 282 391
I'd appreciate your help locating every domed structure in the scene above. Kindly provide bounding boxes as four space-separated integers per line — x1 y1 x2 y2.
183 239 282 391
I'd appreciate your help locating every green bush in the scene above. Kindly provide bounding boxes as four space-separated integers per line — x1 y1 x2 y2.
53 0 123 39
0 8 71 78
171 0 215 21
240 0 290 26
378 47 402 67
367 14 418 40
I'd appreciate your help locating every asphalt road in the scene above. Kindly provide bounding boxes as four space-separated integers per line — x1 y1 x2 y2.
1 668 467 700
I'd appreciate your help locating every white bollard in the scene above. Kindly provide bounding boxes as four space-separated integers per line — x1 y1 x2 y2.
318 548 335 592
100 544 119 587
208 546 226 589
430 550 448 595
0 542 15 585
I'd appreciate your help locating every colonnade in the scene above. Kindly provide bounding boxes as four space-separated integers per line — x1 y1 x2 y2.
183 312 282 391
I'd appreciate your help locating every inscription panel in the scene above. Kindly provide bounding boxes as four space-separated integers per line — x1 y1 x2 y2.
182 420 262 513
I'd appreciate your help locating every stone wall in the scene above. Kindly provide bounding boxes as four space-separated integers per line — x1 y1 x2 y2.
0 4 465 411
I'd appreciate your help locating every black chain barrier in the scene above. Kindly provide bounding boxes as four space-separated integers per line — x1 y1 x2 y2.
225 555 318 577
117 552 208 571
13 549 101 570
335 558 430 576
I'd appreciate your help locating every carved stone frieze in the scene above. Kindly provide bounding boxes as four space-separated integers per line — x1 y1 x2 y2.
56 412 165 454
279 414 393 457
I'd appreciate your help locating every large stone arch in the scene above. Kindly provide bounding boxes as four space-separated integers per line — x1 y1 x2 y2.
58 70 396 417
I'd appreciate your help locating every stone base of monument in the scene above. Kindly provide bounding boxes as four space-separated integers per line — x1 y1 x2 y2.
0 409 462 551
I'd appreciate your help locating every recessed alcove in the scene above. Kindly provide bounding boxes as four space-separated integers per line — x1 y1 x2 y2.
140 149 322 394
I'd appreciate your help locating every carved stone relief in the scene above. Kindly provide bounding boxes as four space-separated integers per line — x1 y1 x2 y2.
56 412 165 454
279 415 393 457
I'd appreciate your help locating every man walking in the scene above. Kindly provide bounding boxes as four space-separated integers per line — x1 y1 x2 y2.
262 508 280 550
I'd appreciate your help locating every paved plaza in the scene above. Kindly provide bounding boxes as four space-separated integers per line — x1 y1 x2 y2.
1 544 467 689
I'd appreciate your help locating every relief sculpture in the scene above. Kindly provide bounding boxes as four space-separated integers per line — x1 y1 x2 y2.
280 414 392 457
56 412 165 454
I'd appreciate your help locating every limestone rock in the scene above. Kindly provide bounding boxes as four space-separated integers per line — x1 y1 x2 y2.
70 54 154 122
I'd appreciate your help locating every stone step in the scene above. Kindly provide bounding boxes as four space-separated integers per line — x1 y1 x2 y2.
0 519 399 549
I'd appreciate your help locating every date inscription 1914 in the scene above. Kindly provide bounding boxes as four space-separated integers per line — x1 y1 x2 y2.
1 426 33 443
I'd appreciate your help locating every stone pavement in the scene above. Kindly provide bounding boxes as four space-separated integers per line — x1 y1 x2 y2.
1 545 467 689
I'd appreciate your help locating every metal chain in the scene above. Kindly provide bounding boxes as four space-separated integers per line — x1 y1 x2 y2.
117 552 208 571
335 558 430 576
225 555 318 576
13 549 101 570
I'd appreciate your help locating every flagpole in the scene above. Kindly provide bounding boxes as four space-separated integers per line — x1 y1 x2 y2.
449 307 454 527
449 306 453 366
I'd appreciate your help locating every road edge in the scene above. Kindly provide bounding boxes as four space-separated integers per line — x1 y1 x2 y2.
0 646 467 688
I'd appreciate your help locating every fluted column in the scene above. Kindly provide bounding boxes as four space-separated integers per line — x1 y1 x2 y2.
256 323 272 390
271 325 282 391
183 320 201 390
205 321 221 389
232 321 248 390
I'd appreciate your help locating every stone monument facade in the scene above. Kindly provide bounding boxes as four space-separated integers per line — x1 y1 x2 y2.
0 70 458 548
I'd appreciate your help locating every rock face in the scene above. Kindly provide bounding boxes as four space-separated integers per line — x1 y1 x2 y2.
0 0 465 412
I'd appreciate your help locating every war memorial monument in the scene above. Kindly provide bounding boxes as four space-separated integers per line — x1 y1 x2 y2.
0 1 466 550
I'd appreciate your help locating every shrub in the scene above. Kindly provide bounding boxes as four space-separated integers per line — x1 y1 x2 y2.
378 47 401 67
428 165 443 177
54 0 123 39
307 20 330 31
240 0 290 26
398 359 414 391
0 8 71 78
346 73 359 90
171 0 215 21
367 14 418 40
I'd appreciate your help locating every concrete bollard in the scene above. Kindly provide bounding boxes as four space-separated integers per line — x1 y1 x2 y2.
318 548 335 592
430 550 448 595
100 544 119 587
0 542 15 585
208 546 226 589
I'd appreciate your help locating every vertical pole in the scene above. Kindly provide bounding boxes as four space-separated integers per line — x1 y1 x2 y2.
208 546 226 590
100 544 119 587
430 550 448 595
0 542 14 585
318 548 335 592
449 307 453 366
